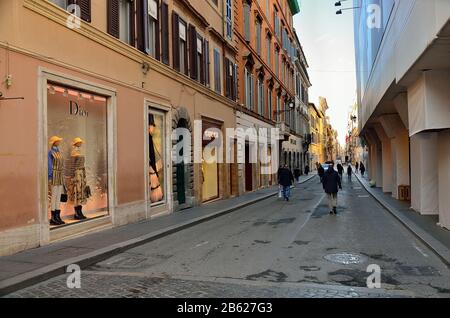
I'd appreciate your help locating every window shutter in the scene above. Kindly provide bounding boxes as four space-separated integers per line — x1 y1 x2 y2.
189 24 197 80
172 12 180 71
130 0 136 46
203 39 210 87
224 58 230 98
232 64 237 101
78 0 91 22
161 2 169 65
107 0 120 38
136 0 149 54
154 0 160 61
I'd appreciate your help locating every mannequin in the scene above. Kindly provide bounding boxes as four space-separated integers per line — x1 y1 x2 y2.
148 114 163 203
48 136 65 225
68 137 88 220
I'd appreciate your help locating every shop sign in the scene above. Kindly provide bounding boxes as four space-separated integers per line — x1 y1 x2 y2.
69 100 89 117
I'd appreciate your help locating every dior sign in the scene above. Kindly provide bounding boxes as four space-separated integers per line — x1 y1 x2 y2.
69 101 89 117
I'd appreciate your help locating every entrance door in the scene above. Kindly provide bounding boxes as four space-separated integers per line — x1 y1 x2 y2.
176 119 187 204
245 143 253 191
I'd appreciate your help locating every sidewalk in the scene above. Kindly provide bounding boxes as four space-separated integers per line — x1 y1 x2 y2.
354 172 450 267
0 174 316 296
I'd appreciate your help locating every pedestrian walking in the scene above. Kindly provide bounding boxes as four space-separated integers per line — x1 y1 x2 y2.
360 162 366 177
337 163 344 179
321 162 342 215
347 165 353 182
304 165 310 176
318 164 325 184
355 162 359 174
278 165 295 201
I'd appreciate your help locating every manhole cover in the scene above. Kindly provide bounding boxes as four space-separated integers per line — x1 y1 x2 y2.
324 253 368 265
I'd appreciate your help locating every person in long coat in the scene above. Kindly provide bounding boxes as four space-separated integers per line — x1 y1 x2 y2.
278 165 295 201
321 162 342 215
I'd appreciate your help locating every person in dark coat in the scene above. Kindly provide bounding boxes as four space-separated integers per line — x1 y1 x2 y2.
337 163 344 179
360 162 366 177
304 165 310 176
278 165 295 201
347 165 353 182
321 162 342 215
355 162 359 174
318 164 325 183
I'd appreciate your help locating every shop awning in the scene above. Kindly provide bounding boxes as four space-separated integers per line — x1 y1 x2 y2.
288 0 300 16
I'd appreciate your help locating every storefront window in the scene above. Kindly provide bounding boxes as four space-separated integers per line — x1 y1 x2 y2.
47 84 108 227
148 109 166 205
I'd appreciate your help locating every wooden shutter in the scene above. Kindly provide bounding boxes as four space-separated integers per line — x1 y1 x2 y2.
78 0 91 22
154 0 160 61
136 0 148 54
129 0 136 46
203 39 209 86
188 24 197 80
232 63 237 101
107 0 120 38
172 12 180 71
161 2 169 65
224 57 230 98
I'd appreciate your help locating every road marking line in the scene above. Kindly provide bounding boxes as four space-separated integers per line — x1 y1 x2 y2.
358 195 370 198
412 243 429 258
192 241 209 249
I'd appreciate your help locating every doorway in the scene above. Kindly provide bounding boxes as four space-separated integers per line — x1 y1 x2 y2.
245 143 253 192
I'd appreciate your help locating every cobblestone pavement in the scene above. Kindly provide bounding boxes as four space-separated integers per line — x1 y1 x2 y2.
4 271 409 298
4 177 450 298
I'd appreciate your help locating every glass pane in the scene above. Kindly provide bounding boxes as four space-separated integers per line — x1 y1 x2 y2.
148 109 166 205
47 84 108 224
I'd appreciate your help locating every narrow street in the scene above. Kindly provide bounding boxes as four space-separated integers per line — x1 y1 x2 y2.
6 176 450 298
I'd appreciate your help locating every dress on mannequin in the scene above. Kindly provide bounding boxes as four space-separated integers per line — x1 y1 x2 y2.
67 138 88 220
149 115 163 203
48 136 65 225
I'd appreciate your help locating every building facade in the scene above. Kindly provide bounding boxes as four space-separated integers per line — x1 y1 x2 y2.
234 0 303 193
308 102 325 167
354 0 450 229
0 0 240 256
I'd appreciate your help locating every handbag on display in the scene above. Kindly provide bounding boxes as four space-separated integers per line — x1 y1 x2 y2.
84 185 92 199
60 185 68 202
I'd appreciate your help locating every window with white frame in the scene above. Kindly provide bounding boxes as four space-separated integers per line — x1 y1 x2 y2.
119 0 132 44
179 20 187 74
226 0 233 39
147 0 158 57
256 20 262 55
266 35 271 66
49 0 68 10
214 48 221 93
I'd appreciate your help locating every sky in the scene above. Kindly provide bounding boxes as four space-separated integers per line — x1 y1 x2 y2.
294 0 357 145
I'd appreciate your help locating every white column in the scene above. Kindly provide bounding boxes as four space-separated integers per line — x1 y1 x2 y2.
374 124 393 193
438 130 450 230
410 133 439 215
380 114 410 199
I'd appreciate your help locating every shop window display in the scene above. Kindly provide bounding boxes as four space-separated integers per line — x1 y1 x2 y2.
47 84 109 227
148 111 166 205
